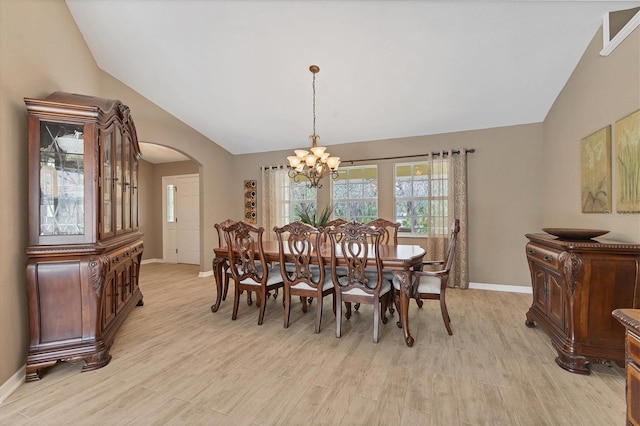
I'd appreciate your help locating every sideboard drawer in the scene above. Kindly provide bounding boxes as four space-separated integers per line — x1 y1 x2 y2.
629 330 640 364
526 243 559 269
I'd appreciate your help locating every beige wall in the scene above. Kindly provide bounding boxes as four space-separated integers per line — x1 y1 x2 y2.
0 0 234 388
543 26 640 242
233 123 544 287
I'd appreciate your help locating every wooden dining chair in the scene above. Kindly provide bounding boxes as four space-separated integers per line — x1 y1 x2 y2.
214 218 237 302
354 218 400 313
365 218 400 245
328 221 392 343
393 219 460 335
222 221 284 325
274 221 335 333
319 218 348 242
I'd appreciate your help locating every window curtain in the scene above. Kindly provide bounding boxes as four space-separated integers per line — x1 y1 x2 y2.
423 150 469 289
260 166 288 241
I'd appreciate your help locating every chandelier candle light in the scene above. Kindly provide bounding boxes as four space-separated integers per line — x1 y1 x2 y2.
287 65 340 188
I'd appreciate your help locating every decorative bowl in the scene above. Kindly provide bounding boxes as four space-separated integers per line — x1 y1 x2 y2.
542 228 609 240
56 135 84 154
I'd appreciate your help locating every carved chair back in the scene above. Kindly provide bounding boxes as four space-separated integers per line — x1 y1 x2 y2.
365 218 400 245
320 218 348 242
274 221 325 289
327 221 384 295
222 221 268 285
215 218 237 247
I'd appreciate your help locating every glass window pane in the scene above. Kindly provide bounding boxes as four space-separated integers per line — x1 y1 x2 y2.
167 185 175 222
394 160 448 234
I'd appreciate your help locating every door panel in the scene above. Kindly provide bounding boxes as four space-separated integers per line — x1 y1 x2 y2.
176 176 200 265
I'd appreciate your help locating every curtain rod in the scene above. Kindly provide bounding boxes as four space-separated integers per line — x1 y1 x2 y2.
261 148 475 169
343 148 475 165
260 164 287 170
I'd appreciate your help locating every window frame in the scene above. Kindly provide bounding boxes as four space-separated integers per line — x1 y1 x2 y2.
331 164 378 223
394 160 449 236
275 170 317 227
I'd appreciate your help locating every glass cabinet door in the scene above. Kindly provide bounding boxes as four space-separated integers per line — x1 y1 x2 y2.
101 129 113 238
132 159 139 229
39 121 85 236
123 135 131 230
115 129 123 233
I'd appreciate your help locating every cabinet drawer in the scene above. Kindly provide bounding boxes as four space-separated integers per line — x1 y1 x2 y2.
629 330 640 365
526 243 559 269
131 241 144 257
109 246 132 269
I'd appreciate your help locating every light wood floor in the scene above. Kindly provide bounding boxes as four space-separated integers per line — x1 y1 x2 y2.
0 263 626 425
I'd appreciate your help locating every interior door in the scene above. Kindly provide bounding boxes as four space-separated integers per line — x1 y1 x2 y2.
176 175 200 265
162 174 200 265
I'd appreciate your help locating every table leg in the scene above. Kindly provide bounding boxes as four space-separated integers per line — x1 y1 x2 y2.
393 270 414 347
211 256 224 312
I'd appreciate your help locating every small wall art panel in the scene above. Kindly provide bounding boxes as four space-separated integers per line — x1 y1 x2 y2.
615 109 640 213
581 125 612 213
244 180 257 223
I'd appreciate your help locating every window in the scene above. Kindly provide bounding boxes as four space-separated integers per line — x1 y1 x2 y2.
275 170 317 226
395 161 449 235
332 165 378 222
166 184 175 222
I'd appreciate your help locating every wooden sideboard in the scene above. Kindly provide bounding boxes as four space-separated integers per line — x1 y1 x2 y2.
612 309 640 426
524 233 640 375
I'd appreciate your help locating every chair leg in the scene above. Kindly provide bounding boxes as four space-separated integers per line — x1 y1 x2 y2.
301 296 308 313
284 287 291 329
373 301 380 343
345 302 352 320
440 296 453 335
381 293 389 325
394 291 402 329
222 272 229 301
315 296 323 333
232 281 240 320
247 291 253 306
332 291 337 316
335 293 342 338
257 289 268 325
354 303 360 311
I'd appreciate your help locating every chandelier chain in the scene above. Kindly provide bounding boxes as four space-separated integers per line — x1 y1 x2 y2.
312 71 316 140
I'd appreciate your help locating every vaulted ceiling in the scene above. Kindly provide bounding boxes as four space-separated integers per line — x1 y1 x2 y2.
66 1 638 156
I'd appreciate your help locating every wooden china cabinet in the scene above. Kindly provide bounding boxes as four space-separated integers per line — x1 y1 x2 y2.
24 92 144 381
525 233 640 375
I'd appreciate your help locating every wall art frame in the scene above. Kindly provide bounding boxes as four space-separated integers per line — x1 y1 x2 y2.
244 180 257 223
615 109 640 213
581 125 612 213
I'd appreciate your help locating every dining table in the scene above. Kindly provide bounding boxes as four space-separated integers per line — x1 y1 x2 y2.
212 241 426 347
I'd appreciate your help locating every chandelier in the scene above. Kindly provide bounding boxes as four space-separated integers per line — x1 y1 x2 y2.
287 65 340 188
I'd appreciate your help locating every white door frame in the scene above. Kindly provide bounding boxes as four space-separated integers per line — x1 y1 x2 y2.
162 173 200 264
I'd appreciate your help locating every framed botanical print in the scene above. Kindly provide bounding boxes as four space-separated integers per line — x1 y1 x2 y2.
581 126 611 213
615 109 640 213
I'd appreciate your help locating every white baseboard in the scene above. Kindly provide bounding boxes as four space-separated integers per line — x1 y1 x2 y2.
198 270 213 278
141 258 165 265
468 282 532 294
0 365 25 404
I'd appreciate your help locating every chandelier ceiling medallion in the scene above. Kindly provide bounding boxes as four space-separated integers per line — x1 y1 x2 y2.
287 65 340 188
